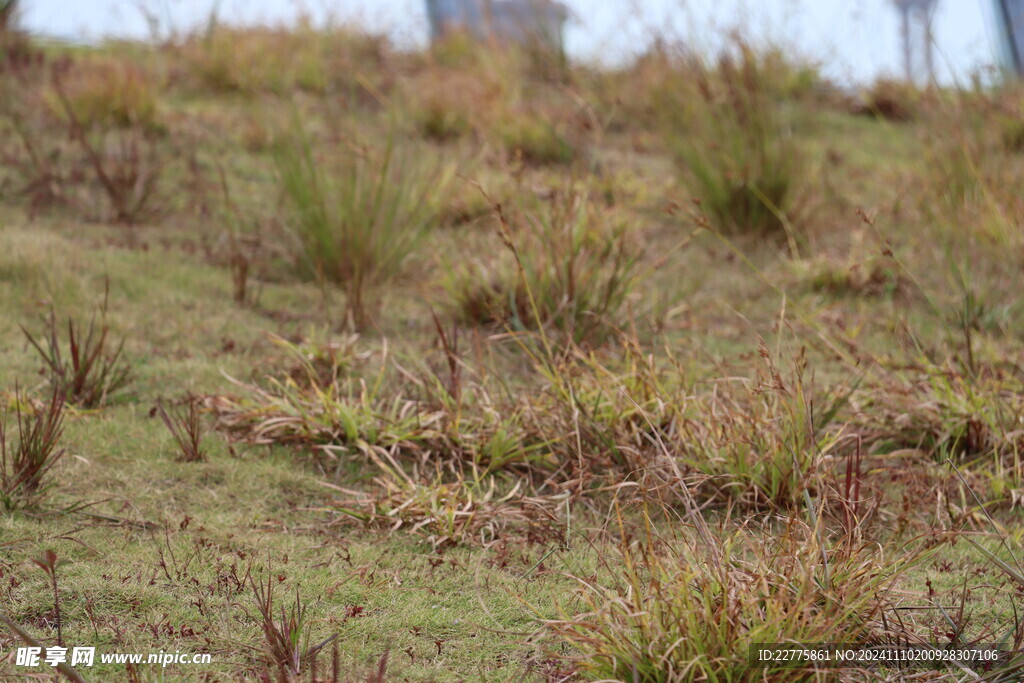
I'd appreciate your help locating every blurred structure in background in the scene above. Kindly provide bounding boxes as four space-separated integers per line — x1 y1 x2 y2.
425 0 568 54
0 0 20 34
892 0 938 83
993 0 1024 76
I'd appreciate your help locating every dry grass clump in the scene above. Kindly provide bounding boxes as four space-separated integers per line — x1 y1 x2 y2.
0 46 54 210
207 341 550 475
799 256 902 297
849 361 1024 465
1002 120 1024 153
428 32 482 69
445 189 642 345
325 473 565 549
494 110 576 165
529 340 852 511
0 53 169 223
407 37 581 161
658 42 809 238
677 358 847 511
853 77 923 122
416 96 473 143
246 570 337 678
924 98 993 214
428 31 564 84
207 335 567 546
408 69 488 143
588 40 823 137
917 91 1024 250
52 57 162 132
172 21 389 97
156 397 206 463
545 511 925 681
793 234 903 298
208 329 858 542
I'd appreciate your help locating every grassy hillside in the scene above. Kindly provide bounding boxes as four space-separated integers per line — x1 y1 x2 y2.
2 19 1024 682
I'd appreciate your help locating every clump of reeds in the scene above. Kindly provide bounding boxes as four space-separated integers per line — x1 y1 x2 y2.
273 119 454 329
659 41 808 239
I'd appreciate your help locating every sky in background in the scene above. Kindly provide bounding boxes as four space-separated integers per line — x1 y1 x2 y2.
18 0 1000 85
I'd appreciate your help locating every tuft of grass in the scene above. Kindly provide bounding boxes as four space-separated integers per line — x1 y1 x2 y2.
273 119 454 329
2 57 170 223
175 22 387 96
0 386 67 513
1002 116 1024 153
660 43 807 239
51 58 161 132
326 472 562 549
249 570 334 678
527 336 853 511
0 50 70 215
678 346 850 511
794 239 902 298
445 189 641 345
919 91 1024 250
854 77 922 122
21 301 132 409
496 112 575 165
545 507 926 682
156 398 206 463
852 360 1022 466
416 96 473 142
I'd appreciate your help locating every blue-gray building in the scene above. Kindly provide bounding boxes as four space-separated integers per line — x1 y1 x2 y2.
425 0 568 54
994 0 1024 75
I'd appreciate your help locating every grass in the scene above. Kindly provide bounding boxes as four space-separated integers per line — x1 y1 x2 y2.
53 57 161 132
1 23 1024 682
21 300 132 409
445 188 642 345
0 386 67 513
659 42 808 241
155 398 206 463
496 112 576 165
273 117 455 330
173 22 387 97
0 47 169 223
545 508 927 681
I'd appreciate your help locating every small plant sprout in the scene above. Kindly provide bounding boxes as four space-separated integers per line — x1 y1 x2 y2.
32 549 64 646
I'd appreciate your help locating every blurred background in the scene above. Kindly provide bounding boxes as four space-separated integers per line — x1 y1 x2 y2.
16 0 997 85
